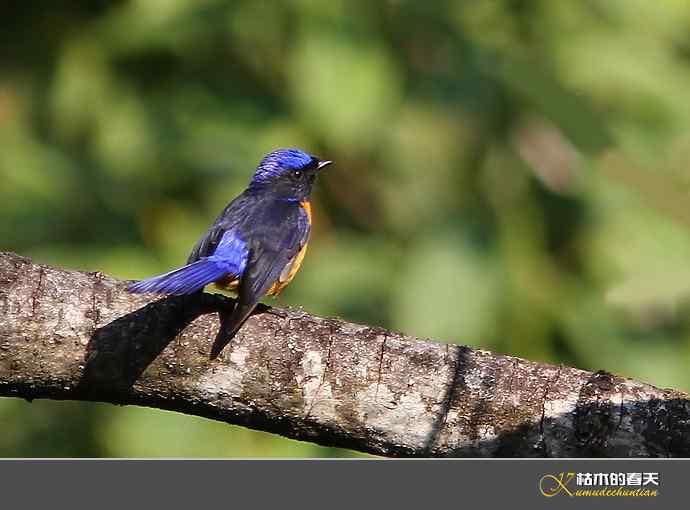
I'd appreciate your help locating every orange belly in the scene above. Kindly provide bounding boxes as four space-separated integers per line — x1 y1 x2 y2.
266 242 308 296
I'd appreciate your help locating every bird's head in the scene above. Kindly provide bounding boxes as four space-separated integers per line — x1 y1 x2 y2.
249 148 332 201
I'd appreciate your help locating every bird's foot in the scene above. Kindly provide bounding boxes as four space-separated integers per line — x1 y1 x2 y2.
262 307 289 320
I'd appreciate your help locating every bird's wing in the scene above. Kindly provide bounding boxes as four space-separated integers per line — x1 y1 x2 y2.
242 202 310 299
209 203 310 358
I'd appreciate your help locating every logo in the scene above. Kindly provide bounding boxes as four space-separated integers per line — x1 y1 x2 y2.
539 472 575 497
539 471 659 498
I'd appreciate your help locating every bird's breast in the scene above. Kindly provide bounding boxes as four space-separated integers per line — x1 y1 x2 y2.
300 199 312 225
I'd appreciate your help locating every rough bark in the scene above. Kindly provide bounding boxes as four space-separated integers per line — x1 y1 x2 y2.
0 251 689 457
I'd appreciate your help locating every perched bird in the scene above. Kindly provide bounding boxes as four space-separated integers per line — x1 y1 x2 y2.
128 148 332 358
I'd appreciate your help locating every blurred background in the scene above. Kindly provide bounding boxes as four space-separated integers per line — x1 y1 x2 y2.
2 0 690 457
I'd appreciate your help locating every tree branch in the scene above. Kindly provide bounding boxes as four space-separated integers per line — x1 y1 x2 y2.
1 251 689 457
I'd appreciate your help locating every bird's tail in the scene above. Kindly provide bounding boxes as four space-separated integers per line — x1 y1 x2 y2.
128 258 231 295
210 300 258 359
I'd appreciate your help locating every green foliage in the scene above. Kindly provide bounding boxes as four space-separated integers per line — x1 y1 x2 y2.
2 0 690 457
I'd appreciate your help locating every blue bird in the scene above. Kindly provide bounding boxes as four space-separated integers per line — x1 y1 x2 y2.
129 148 332 358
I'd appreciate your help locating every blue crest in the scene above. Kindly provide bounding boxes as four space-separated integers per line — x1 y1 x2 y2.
251 148 316 184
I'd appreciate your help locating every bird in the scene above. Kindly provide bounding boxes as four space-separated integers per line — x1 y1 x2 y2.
128 148 332 359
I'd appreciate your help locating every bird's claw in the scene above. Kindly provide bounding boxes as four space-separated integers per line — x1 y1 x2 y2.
263 307 289 320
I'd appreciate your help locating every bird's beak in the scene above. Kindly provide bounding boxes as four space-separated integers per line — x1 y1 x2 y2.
317 160 333 171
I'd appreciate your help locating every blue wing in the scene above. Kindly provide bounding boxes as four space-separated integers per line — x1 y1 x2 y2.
128 231 248 295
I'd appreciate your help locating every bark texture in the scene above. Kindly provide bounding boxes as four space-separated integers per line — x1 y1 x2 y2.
1 251 689 457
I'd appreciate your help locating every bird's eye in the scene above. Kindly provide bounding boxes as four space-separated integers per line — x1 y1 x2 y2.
292 170 302 179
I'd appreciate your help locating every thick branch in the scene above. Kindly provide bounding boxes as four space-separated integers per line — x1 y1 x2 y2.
0 251 689 457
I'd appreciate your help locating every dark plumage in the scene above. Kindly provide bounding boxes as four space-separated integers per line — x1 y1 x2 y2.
129 148 332 358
